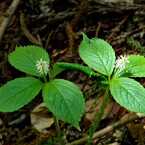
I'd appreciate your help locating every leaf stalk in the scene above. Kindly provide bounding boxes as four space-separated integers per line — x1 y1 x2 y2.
87 86 110 145
53 115 64 145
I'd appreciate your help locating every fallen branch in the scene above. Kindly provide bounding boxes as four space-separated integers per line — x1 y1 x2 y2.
0 0 21 44
69 113 145 145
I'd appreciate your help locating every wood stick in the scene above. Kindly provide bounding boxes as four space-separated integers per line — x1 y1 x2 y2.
0 0 21 43
69 113 145 145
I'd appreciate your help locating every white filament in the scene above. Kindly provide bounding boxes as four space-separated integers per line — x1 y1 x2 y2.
36 58 49 75
115 55 130 70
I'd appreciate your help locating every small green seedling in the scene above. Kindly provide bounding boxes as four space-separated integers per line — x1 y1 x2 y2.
55 33 145 144
79 33 145 144
57 33 145 115
0 45 85 145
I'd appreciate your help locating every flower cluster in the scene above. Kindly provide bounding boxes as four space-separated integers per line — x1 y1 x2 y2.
115 55 130 70
36 58 49 75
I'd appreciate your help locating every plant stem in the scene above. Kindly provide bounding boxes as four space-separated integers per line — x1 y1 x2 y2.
53 115 64 145
108 75 110 83
43 75 63 144
87 86 110 145
56 62 106 82
43 76 64 144
43 75 47 83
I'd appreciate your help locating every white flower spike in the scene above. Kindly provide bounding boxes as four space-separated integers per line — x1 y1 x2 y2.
115 55 130 70
36 58 49 75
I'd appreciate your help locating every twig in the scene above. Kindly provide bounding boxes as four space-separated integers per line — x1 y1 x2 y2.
69 113 145 145
95 22 101 38
45 31 53 50
66 0 90 53
0 0 21 44
66 23 75 54
12 130 35 145
127 24 145 36
111 24 145 46
23 129 56 145
20 13 42 46
107 15 128 41
87 86 109 145
66 23 79 54
70 0 89 30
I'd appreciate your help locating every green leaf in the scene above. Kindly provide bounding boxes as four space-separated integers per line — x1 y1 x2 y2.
0 77 43 112
110 77 145 114
79 33 115 76
42 79 85 130
8 45 50 77
124 55 145 77
51 63 66 80
51 62 107 83
56 62 98 78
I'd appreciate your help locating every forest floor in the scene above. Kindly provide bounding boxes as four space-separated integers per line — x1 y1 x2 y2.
0 0 145 145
